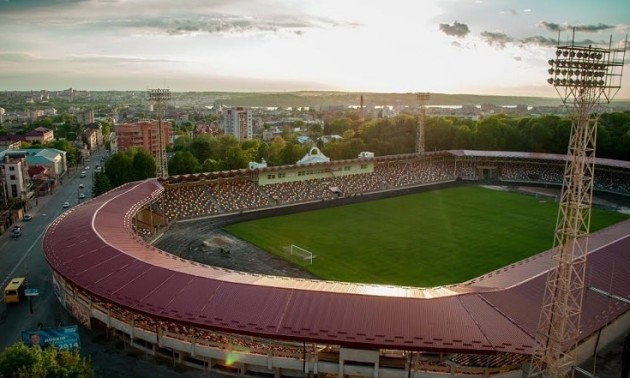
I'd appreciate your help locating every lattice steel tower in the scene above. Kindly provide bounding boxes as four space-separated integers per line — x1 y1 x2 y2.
529 32 626 377
148 89 171 178
416 92 430 153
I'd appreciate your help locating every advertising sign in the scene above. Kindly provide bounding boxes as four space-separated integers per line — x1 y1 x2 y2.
21 325 80 350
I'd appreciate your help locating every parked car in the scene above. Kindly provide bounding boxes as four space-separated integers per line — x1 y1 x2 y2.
79 184 84 189
79 193 85 199
80 171 87 178
23 214 32 221
63 202 70 208
11 228 22 238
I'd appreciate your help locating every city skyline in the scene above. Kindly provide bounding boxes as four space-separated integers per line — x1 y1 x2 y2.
0 0 629 98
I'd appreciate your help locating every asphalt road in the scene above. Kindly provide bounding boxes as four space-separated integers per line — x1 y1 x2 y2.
0 150 107 350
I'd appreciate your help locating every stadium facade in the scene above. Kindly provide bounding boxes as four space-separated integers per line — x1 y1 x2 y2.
44 151 630 377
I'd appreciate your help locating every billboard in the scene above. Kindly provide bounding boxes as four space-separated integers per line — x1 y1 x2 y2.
21 325 80 350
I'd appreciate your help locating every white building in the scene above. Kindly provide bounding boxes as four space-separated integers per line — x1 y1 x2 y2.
223 107 252 141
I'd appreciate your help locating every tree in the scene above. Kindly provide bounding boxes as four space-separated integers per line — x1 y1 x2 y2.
189 135 213 163
221 146 249 170
268 136 286 165
92 171 113 197
202 158 220 172
168 151 200 175
0 342 94 378
104 152 133 187
131 148 157 180
279 142 306 165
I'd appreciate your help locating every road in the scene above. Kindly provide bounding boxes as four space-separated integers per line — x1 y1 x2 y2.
0 151 106 349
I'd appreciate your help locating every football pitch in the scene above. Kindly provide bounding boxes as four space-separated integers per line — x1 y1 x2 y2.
225 186 628 287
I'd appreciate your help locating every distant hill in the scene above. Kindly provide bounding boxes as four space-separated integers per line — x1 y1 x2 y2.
181 91 568 107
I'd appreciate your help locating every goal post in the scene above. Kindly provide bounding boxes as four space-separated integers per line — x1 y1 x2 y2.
283 244 315 265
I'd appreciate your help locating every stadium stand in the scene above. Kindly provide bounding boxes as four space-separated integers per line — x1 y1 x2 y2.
44 151 630 377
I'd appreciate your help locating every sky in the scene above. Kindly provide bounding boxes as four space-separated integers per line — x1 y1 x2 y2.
0 0 629 98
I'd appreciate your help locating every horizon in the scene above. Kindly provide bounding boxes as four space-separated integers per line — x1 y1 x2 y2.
1 0 629 98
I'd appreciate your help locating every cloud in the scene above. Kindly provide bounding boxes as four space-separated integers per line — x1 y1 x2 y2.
0 52 38 62
520 35 557 47
523 9 531 13
480 31 513 48
513 56 522 61
439 21 470 38
519 35 603 48
538 21 615 33
499 9 517 15
538 21 562 32
79 14 339 37
451 41 462 47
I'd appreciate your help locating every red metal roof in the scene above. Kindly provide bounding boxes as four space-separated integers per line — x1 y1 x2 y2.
44 179 630 355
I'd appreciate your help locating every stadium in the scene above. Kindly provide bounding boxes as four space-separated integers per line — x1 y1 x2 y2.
44 150 630 377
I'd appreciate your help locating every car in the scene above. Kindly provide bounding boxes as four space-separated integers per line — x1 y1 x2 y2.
79 193 85 199
11 228 22 238
23 214 32 221
63 202 70 208
80 171 87 178
79 184 84 189
85 166 90 170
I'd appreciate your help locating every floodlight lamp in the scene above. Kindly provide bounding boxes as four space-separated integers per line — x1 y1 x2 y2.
563 50 569 57
547 78 554 84
577 51 583 58
568 69 574 76
556 49 563 56
549 59 555 66
596 53 603 60
548 68 555 75
561 69 567 76
570 52 576 58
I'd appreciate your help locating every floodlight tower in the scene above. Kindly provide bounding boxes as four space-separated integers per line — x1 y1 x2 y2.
148 88 171 178
529 32 626 378
416 92 430 153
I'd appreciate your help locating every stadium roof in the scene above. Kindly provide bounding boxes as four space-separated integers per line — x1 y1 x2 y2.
44 179 630 355
447 150 630 169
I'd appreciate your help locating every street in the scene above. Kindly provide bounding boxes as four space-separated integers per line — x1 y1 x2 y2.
0 150 107 349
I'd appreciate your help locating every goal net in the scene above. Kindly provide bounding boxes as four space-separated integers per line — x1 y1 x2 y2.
283 244 315 265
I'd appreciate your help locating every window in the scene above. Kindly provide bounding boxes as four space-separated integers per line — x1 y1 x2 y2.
11 184 17 197
278 173 286 178
8 166 15 171
10 175 16 180
344 166 351 171
267 174 276 179
361 164 368 169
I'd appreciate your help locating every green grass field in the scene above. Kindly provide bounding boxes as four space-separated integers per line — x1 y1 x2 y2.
225 186 628 287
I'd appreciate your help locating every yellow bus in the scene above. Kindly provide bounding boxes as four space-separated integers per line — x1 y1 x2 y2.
4 277 26 304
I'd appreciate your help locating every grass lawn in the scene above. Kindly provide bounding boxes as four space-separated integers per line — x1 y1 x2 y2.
225 186 628 287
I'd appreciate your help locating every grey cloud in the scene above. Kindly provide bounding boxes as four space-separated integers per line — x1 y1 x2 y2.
480 31 513 48
439 21 470 38
84 14 347 36
520 35 557 47
513 56 522 61
520 35 603 48
451 41 462 47
573 23 615 32
538 21 615 33
538 21 562 32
